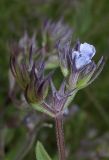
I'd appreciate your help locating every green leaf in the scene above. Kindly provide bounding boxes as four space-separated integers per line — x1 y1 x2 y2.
32 103 54 117
36 141 52 160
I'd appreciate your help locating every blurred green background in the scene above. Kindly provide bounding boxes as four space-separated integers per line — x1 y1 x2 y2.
0 0 109 160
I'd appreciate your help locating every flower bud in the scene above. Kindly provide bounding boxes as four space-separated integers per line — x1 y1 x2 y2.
10 33 38 90
25 62 51 104
10 46 30 90
57 40 71 77
76 61 96 89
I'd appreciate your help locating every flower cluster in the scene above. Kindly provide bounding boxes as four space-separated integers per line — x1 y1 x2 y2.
57 40 104 91
10 20 104 118
10 33 51 105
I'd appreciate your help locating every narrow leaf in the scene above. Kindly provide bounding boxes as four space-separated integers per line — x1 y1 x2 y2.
36 141 52 160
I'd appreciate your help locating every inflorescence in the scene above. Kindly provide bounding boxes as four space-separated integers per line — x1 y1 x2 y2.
10 19 104 118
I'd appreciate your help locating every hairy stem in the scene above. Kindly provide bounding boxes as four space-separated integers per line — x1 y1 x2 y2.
55 114 66 160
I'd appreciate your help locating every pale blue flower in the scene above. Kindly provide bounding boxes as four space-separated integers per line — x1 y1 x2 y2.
73 42 96 70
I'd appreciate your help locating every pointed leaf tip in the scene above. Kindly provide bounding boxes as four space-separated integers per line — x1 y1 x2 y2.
36 141 52 160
